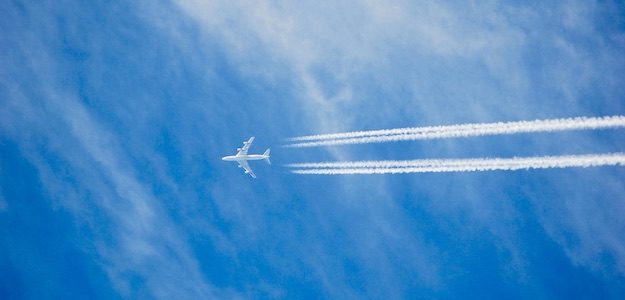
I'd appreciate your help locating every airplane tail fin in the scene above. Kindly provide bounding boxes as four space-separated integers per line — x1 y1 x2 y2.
263 149 271 165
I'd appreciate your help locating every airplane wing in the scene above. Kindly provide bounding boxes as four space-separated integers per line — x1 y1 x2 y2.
238 160 256 178
236 137 255 156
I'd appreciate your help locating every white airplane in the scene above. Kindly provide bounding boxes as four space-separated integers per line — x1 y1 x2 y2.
221 137 270 178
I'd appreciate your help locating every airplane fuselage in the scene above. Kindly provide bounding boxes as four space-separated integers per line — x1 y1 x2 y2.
223 137 270 178
221 154 267 162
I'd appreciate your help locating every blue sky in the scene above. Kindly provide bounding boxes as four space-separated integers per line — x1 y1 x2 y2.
1 0 625 298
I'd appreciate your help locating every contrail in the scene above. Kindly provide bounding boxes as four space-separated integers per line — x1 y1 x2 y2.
286 116 625 147
288 153 625 174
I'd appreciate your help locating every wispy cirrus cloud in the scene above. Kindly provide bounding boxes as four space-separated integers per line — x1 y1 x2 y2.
0 2 234 298
170 0 625 292
3 0 624 297
3 63 227 299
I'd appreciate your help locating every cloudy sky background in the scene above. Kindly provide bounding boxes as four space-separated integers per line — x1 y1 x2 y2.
2 0 625 298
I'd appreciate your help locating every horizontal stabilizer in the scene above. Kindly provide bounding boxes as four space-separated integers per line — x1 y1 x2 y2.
264 149 271 165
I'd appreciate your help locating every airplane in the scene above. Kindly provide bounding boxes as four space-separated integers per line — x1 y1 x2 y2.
221 137 270 178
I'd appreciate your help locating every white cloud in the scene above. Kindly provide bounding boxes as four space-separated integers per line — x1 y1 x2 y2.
0 192 7 212
170 0 625 286
4 0 623 297
4 87 226 299
0 3 233 298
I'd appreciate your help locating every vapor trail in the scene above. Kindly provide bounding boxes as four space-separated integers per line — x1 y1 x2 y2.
286 116 625 147
288 153 625 174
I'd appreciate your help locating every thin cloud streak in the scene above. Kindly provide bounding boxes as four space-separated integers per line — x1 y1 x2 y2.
288 153 625 174
286 116 625 147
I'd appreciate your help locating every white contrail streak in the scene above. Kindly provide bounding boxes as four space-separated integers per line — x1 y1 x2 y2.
286 116 625 147
288 153 625 174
